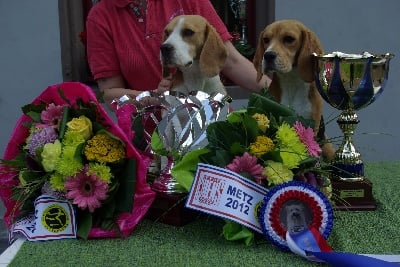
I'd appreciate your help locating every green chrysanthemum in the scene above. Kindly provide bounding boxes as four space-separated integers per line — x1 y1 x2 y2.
49 172 67 191
55 146 83 176
62 130 86 147
88 162 113 183
275 122 308 169
275 122 299 147
263 160 293 186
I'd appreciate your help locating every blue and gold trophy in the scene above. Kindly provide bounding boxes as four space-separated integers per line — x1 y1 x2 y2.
313 52 394 210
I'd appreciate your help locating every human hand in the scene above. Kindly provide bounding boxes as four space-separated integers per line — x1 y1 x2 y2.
155 73 173 94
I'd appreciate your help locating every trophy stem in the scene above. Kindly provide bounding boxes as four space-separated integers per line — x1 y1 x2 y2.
239 22 248 45
333 108 364 181
229 0 248 45
151 155 186 194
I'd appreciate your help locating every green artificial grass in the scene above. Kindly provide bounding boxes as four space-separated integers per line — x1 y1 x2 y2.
9 161 400 267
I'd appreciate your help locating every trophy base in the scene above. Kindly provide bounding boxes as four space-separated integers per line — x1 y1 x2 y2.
145 191 199 226
331 177 377 211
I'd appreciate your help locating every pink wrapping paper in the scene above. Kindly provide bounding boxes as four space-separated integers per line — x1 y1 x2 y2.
0 82 155 238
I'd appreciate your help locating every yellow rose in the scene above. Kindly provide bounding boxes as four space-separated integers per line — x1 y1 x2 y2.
66 115 93 140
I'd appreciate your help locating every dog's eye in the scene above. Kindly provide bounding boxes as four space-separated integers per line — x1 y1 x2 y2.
164 29 170 37
263 37 270 44
182 29 194 37
283 36 295 44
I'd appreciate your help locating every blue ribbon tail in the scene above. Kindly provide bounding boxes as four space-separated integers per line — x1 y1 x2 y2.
309 251 399 267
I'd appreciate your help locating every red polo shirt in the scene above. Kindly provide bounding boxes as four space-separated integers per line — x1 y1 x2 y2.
86 0 232 91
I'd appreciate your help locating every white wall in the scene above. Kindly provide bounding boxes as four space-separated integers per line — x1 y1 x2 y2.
0 1 62 157
275 0 400 162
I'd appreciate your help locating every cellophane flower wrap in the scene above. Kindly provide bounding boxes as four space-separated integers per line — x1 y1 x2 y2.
0 82 155 239
173 92 331 245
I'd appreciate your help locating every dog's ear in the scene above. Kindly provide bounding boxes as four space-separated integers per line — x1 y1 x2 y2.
199 22 228 77
162 65 170 78
253 29 266 82
268 72 282 102
297 27 323 82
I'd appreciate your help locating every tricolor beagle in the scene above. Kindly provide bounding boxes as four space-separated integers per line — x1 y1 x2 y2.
253 19 335 160
160 15 228 96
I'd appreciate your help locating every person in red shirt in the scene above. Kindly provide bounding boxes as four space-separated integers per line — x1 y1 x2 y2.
86 0 270 106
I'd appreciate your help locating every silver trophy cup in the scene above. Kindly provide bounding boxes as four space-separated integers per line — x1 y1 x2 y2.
151 91 231 194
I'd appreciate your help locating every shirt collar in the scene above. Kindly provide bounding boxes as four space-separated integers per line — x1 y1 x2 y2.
113 0 156 8
114 0 135 8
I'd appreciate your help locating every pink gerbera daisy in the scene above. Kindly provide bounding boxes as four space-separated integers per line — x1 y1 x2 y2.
293 121 322 157
64 166 108 213
226 152 264 184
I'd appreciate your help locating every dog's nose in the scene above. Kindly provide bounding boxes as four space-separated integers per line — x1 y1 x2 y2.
263 51 277 62
160 43 173 57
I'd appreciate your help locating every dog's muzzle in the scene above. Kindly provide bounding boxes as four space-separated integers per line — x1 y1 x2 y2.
263 51 277 69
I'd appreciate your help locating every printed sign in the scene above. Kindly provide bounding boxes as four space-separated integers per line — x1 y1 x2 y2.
186 163 268 233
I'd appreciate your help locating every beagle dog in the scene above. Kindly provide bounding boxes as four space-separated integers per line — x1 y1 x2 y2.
160 15 227 96
253 19 335 160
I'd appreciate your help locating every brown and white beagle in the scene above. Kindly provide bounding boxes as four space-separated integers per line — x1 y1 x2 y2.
253 19 335 160
160 15 228 96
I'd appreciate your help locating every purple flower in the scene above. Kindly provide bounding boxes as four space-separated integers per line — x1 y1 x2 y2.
27 125 58 157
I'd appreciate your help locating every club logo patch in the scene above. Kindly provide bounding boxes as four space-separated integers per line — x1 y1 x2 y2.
41 204 69 233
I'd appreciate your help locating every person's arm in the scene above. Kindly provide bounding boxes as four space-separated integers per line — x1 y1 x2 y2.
98 74 173 109
222 41 271 93
97 75 134 106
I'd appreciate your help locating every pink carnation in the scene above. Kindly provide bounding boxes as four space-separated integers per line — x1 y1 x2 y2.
41 103 65 126
226 152 264 184
293 121 322 157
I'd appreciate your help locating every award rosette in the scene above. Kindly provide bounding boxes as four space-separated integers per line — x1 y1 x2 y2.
258 181 333 251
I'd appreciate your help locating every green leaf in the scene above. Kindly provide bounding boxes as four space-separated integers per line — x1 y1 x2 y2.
242 114 259 141
1 153 27 168
226 109 246 123
58 106 70 139
25 111 41 122
77 212 93 240
172 148 209 192
114 158 136 213
206 122 245 150
247 93 295 120
21 103 46 122
222 220 254 246
261 150 282 163
151 131 169 155
200 149 233 167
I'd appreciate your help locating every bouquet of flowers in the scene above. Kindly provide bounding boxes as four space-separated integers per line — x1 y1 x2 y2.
172 92 331 244
0 82 155 240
